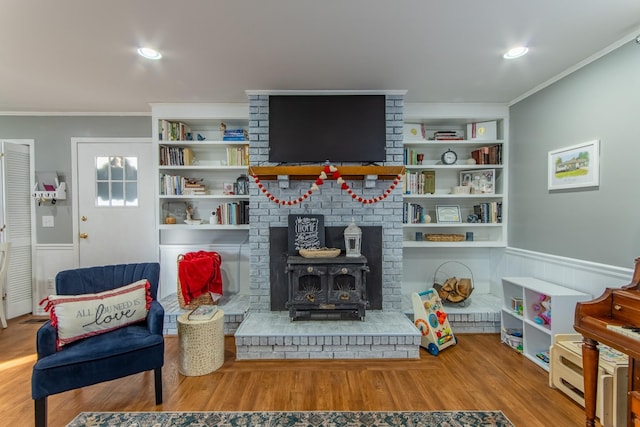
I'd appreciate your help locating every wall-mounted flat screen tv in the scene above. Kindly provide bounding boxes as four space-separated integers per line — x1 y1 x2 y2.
268 95 386 164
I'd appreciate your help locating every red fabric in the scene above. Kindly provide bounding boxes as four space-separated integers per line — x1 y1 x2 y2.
178 251 222 304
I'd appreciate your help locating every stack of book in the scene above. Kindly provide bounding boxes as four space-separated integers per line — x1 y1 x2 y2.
226 146 250 166
404 172 425 195
403 202 428 224
470 145 502 165
215 201 249 225
432 130 463 141
159 146 194 166
222 129 248 141
159 120 191 141
182 181 207 195
160 175 208 196
472 202 502 223
403 148 423 165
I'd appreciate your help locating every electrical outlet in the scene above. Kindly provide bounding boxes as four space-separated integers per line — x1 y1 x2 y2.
42 216 54 227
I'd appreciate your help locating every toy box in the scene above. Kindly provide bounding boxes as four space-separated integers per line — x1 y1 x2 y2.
411 289 456 355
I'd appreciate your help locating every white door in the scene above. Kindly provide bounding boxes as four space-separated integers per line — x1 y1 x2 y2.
0 140 35 318
74 138 156 267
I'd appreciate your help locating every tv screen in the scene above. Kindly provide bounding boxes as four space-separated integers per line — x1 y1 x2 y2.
268 95 386 164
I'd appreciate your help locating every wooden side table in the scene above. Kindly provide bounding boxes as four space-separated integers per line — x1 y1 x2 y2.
177 309 224 376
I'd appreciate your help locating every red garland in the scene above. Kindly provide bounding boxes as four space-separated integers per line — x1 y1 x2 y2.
251 171 402 206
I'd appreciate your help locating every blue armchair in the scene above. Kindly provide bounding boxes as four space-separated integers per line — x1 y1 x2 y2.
31 263 164 427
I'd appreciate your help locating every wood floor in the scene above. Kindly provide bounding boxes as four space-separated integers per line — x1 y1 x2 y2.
1 315 593 427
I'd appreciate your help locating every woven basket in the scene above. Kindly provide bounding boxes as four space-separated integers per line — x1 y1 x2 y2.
425 234 465 242
177 254 217 309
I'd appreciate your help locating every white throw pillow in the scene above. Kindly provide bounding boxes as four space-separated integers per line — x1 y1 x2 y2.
41 279 150 348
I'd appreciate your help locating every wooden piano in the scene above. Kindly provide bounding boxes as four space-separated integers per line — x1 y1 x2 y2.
574 257 640 427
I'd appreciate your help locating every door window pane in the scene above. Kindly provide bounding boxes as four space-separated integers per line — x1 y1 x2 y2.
110 156 124 180
125 182 138 206
96 182 110 206
96 157 109 180
125 157 138 180
111 182 124 206
95 156 138 207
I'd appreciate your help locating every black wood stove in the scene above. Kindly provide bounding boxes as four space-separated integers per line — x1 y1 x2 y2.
286 255 369 320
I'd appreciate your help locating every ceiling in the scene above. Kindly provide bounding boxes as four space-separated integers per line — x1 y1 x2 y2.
2 0 640 114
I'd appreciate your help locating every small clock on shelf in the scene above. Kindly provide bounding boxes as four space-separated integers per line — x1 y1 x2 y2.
441 149 458 165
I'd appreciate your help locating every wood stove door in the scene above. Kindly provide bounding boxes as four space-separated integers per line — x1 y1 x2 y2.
328 265 366 305
288 265 328 306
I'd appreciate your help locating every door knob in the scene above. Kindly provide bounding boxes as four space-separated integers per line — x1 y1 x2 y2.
81 216 87 222
79 233 88 239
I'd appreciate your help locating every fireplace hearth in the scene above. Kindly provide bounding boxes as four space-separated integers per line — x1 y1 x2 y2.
286 255 369 320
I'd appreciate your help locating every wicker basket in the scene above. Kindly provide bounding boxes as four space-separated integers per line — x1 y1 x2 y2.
425 234 465 242
177 254 217 309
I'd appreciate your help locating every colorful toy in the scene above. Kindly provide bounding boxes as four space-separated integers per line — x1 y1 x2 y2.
411 289 457 355
532 294 551 325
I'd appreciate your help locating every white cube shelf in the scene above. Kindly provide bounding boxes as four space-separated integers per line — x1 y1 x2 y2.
500 277 592 371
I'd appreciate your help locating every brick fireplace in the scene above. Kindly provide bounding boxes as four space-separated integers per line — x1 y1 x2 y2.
246 92 406 313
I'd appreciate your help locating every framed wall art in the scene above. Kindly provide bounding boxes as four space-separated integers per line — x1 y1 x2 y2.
548 140 600 190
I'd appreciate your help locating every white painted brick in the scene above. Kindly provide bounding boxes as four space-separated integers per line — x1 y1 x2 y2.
357 351 385 358
285 352 310 359
332 351 357 359
323 345 347 352
263 352 286 359
383 350 408 358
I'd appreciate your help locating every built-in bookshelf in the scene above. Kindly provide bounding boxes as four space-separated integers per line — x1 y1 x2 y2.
400 104 509 298
401 112 507 248
152 103 250 236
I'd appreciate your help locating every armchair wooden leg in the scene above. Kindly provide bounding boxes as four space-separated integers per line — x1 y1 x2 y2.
154 367 163 405
35 397 47 427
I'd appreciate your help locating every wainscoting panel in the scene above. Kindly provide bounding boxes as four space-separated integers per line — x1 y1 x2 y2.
497 248 634 300
33 244 75 315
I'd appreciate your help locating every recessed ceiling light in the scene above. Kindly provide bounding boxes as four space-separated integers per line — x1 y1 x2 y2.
137 47 162 60
503 46 529 59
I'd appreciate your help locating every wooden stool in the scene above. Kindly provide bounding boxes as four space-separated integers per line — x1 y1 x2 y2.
177 309 224 376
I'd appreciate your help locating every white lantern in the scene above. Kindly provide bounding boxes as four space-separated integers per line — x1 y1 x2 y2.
344 219 362 258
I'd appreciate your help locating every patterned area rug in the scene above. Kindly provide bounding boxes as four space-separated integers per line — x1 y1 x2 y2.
67 410 515 426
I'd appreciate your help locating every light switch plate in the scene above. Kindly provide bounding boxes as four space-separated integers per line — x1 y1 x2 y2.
42 215 54 227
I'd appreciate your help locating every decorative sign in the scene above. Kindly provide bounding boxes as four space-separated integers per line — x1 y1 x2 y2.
288 214 325 255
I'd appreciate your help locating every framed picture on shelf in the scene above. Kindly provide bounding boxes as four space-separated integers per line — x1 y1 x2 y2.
222 182 234 195
436 205 461 223
403 123 425 140
548 140 600 190
459 169 495 194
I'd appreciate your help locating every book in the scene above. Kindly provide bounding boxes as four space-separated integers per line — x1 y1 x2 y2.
188 304 218 321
